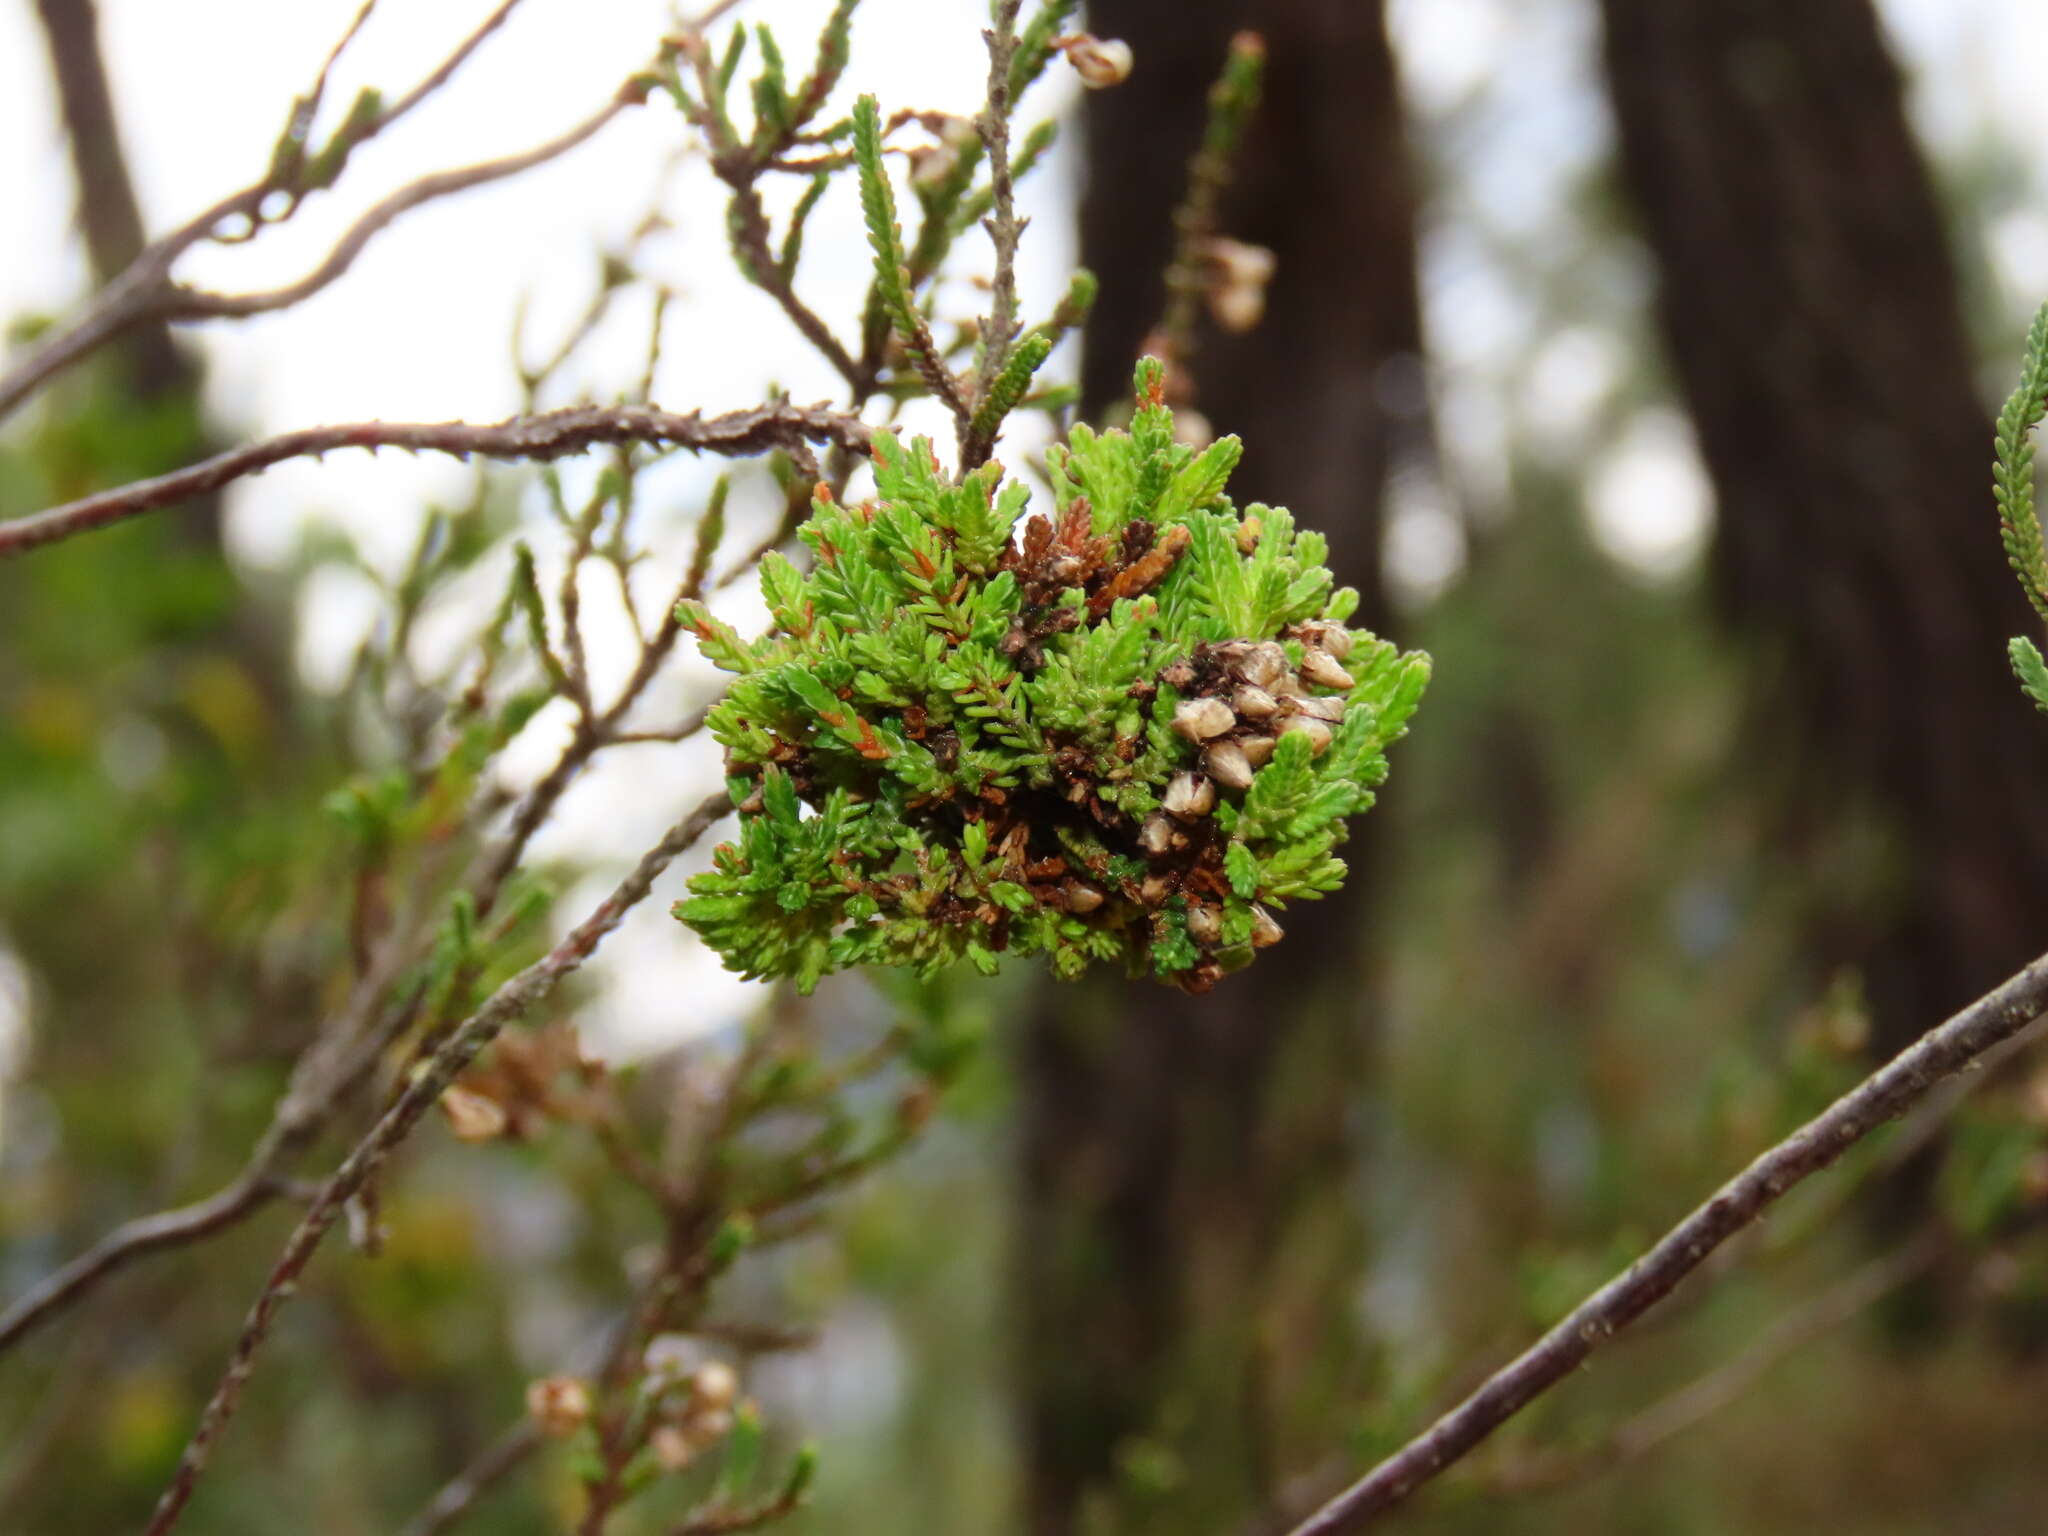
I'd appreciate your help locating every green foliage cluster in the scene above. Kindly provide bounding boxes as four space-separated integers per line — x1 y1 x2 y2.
676 363 1430 992
1997 301 2048 711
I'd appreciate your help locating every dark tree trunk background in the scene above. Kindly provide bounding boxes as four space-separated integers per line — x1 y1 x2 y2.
1597 0 2048 1052
1017 2 1427 1530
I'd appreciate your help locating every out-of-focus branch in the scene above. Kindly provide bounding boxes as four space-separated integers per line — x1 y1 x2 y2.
0 401 870 559
0 0 536 420
142 789 736 1536
960 0 1025 471
1285 949 2048 1535
1480 1229 1942 1497
396 1420 541 1536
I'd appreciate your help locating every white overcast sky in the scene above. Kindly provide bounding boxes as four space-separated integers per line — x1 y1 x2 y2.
4 0 2048 1054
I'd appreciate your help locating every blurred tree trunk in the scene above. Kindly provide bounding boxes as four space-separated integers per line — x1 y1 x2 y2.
1017 3 1426 1530
1596 0 2048 1051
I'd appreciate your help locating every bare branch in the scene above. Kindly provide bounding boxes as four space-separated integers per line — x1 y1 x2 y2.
0 401 870 560
964 0 1026 459
1285 949 2048 1535
142 790 736 1536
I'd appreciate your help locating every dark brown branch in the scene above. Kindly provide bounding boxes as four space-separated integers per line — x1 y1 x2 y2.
1285 948 2048 1535
0 401 870 560
143 790 735 1536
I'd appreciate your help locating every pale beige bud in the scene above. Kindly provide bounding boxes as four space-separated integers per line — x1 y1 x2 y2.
1186 904 1222 944
1208 282 1266 334
526 1376 592 1439
651 1423 700 1471
1299 647 1355 691
1204 739 1255 790
1279 715 1333 755
1238 734 1276 768
1293 620 1355 659
1234 516 1263 555
1139 873 1173 905
909 142 961 191
1250 905 1284 948
440 1084 508 1143
1237 641 1287 690
1200 236 1277 291
1064 35 1134 88
1139 815 1176 855
1064 880 1106 914
691 1361 739 1412
1290 693 1347 724
1162 772 1216 820
1232 685 1279 720
1171 695 1235 742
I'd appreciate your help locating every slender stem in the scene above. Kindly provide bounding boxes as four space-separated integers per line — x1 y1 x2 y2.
0 401 869 560
1285 948 2048 1535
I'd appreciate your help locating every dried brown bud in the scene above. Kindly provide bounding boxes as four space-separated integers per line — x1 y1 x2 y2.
895 1082 938 1134
1139 874 1173 906
1238 734 1277 768
1250 905 1285 948
440 1084 509 1143
1139 815 1176 855
526 1376 592 1439
1234 516 1263 555
1279 716 1333 755
1237 642 1287 690
1171 695 1235 742
1232 684 1279 720
1064 880 1106 914
1186 904 1222 944
1063 34 1134 88
1163 772 1216 820
1299 648 1355 692
1204 739 1255 790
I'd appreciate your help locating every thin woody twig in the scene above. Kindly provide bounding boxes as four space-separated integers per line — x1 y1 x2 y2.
0 401 870 560
963 0 1026 467
163 92 636 325
0 0 536 421
1284 950 2048 1535
143 790 736 1536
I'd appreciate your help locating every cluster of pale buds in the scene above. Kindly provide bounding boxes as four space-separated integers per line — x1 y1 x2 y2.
1059 33 1134 89
646 1354 742 1472
1165 624 1357 795
526 1375 593 1439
